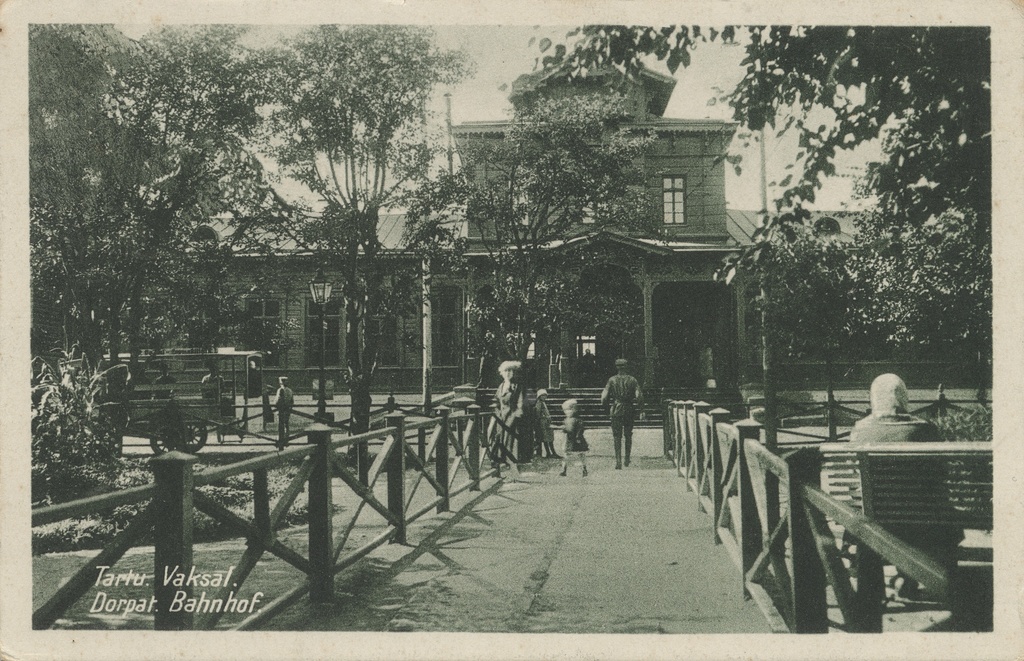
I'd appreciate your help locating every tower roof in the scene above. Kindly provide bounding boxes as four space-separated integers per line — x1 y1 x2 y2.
509 63 677 117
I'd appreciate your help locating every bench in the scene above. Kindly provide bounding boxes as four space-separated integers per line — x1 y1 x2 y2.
821 442 993 532
819 441 993 630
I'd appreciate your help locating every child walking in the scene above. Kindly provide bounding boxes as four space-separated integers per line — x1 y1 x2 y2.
559 399 588 477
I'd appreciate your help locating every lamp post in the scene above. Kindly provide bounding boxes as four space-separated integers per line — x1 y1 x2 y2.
309 268 333 422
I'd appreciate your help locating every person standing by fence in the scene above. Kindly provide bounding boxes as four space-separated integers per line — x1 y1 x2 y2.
201 362 225 444
489 360 524 480
274 376 294 450
601 358 642 469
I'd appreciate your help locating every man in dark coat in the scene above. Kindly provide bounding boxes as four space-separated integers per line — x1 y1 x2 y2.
274 376 295 450
601 358 643 469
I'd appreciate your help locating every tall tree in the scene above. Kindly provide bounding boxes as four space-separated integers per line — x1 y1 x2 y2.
30 25 276 364
410 94 653 367
257 25 469 431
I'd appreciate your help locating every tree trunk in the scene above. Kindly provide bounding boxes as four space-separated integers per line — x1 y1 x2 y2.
107 302 122 365
126 276 146 368
825 351 837 442
346 296 371 435
761 289 778 452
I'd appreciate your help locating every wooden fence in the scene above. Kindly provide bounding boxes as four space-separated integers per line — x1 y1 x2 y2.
660 388 990 454
663 400 993 633
33 404 497 631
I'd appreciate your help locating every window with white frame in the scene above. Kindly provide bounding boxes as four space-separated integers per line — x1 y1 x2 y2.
576 335 596 358
662 175 686 224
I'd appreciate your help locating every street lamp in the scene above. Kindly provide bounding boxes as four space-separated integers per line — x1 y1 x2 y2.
309 268 333 421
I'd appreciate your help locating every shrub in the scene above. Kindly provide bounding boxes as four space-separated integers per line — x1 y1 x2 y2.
936 407 992 442
32 462 310 553
31 352 124 504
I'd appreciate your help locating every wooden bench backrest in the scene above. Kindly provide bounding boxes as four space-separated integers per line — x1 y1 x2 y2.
826 442 993 530
819 451 862 510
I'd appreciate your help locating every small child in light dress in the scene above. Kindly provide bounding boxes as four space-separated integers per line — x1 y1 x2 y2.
559 399 588 477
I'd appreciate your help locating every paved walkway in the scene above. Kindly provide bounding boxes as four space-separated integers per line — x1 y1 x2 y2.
267 429 769 634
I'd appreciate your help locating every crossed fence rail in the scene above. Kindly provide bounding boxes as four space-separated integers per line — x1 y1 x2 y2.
123 392 458 453
33 401 506 631
660 389 990 453
664 399 993 633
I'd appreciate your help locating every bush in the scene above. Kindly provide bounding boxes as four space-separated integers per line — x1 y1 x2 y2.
936 407 992 442
32 461 310 554
32 352 124 504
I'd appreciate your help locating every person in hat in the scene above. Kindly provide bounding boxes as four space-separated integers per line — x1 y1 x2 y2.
601 358 643 469
200 361 225 443
489 360 524 480
534 389 560 459
274 376 295 450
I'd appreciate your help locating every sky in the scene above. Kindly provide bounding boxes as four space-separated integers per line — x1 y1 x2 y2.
117 24 877 212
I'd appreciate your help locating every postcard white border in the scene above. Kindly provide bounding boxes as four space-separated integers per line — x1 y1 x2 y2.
2 1 1022 659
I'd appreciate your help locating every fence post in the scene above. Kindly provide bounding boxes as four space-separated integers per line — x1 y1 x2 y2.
936 383 948 418
785 448 829 633
357 432 370 486
467 405 482 490
435 406 451 513
253 467 272 546
306 424 334 602
693 401 711 511
734 419 763 599
418 427 427 463
517 406 534 464
151 451 199 630
387 393 397 413
663 399 673 461
673 401 685 472
709 408 731 545
456 414 465 456
682 400 696 484
826 388 838 443
385 413 407 544
760 409 782 564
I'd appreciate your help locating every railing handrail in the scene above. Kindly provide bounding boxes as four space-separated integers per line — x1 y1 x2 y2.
834 440 991 454
32 483 157 527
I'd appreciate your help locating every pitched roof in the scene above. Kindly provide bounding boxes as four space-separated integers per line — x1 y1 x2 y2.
210 212 440 255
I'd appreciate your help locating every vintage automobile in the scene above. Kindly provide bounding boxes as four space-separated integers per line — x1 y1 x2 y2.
124 350 266 454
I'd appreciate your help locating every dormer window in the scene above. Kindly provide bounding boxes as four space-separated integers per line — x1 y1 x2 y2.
662 176 686 224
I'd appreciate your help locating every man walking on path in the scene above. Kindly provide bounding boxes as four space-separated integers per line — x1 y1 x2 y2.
601 358 642 469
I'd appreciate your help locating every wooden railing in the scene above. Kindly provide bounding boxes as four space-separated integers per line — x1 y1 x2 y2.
663 388 990 449
125 392 460 452
663 400 993 633
33 404 497 631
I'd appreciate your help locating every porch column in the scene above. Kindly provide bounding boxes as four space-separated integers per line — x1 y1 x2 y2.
643 281 655 388
734 274 749 385
558 328 573 389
